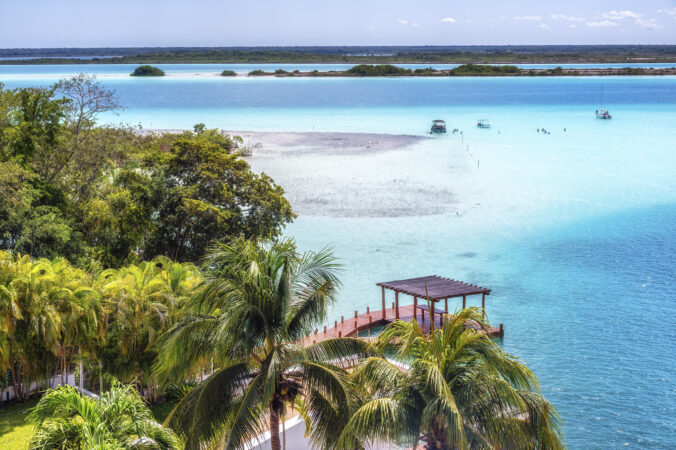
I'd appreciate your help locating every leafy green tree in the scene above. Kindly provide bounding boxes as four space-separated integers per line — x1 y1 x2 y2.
338 308 565 450
155 238 369 450
1 80 293 266
28 384 181 449
130 65 166 76
144 134 294 261
345 64 413 76
4 86 67 166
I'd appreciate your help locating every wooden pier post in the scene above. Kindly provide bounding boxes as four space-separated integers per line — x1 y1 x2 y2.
445 298 448 314
414 296 418 320
395 291 399 319
481 293 485 310
381 286 386 319
324 325 327 334
462 295 466 309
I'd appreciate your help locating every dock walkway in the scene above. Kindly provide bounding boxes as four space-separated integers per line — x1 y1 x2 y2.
303 304 503 344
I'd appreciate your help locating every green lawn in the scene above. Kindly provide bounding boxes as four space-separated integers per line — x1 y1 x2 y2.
0 398 177 449
0 399 38 450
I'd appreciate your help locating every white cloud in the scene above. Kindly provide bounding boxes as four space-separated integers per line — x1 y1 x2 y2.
514 15 541 21
550 14 585 22
538 23 551 29
397 19 407 25
603 10 641 20
441 17 456 23
366 25 375 30
412 22 420 27
569 24 577 28
587 20 618 27
465 19 472 23
657 7 676 16
635 18 659 29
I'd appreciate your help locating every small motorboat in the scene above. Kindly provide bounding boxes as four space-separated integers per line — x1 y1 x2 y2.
430 119 447 134
595 108 612 119
477 119 491 128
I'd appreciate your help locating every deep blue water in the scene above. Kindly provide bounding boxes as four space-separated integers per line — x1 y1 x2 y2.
497 205 676 448
1 65 675 448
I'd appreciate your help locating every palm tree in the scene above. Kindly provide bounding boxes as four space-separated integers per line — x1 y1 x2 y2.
97 261 174 394
27 383 181 449
338 308 565 450
154 238 370 450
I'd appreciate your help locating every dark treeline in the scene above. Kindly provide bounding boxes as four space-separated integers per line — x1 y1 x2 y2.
2 45 676 64
245 64 676 77
2 44 676 56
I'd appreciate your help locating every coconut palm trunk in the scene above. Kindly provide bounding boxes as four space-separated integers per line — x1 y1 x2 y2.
270 409 281 450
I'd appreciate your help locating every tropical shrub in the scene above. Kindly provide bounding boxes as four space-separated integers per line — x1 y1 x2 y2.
130 65 165 76
28 384 182 449
345 64 413 76
248 69 268 76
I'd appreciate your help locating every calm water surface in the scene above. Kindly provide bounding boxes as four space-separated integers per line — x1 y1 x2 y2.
1 66 675 449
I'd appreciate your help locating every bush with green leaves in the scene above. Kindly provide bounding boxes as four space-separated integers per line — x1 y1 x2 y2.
248 69 268 76
345 64 413 76
130 65 165 76
28 384 182 449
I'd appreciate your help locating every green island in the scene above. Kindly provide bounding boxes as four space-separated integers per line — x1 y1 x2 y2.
0 74 566 449
130 64 165 76
220 69 236 76
1 45 676 64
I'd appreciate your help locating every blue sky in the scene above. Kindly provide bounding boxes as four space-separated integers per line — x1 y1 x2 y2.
1 0 675 47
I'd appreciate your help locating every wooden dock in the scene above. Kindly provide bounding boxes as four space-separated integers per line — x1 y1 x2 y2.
303 276 503 345
303 304 503 344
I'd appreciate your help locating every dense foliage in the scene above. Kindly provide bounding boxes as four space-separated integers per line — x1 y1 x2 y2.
248 69 268 76
28 384 182 449
449 63 521 76
0 250 200 401
130 65 165 76
220 70 236 76
0 76 294 267
344 64 413 76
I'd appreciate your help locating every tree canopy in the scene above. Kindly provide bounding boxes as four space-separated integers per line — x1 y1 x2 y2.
0 76 294 267
130 65 165 76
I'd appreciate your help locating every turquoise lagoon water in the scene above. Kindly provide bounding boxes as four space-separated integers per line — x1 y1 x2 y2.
1 68 675 448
